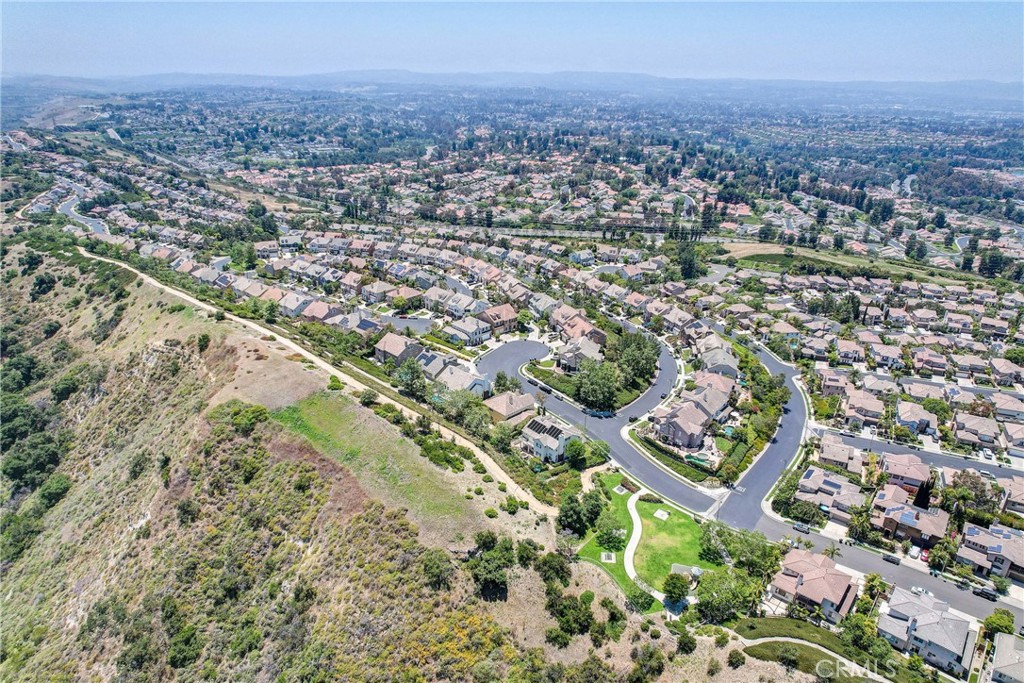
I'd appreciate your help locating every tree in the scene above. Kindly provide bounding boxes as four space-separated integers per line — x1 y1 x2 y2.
662 573 690 604
394 358 427 400
420 548 453 589
493 370 521 394
695 567 755 623
576 360 620 411
516 309 533 331
489 422 516 453
983 609 1015 639
564 438 587 470
678 242 700 279
556 495 590 536
535 552 572 586
595 509 626 551
196 333 211 353
863 573 887 600
777 645 799 671
676 628 697 654
822 542 843 560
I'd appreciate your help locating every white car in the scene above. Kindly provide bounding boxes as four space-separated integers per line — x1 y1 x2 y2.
910 586 934 597
908 546 921 560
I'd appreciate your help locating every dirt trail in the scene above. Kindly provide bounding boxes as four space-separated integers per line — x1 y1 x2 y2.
77 247 558 517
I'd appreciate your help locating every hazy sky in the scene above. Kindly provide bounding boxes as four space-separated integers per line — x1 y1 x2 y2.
3 2 1022 82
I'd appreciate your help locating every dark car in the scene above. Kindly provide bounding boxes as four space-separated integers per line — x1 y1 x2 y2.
539 384 552 393
527 378 538 386
628 415 638 422
660 393 667 399
882 554 902 565
973 587 998 601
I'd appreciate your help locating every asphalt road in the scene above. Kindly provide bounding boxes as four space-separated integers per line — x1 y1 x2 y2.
476 332 1023 624
57 182 108 234
475 338 715 511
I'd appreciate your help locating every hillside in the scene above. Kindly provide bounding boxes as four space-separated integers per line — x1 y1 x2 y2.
0 229 808 683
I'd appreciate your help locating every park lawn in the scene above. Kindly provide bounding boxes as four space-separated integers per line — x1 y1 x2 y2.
734 619 926 683
526 365 577 397
744 642 870 683
633 500 718 591
577 472 663 613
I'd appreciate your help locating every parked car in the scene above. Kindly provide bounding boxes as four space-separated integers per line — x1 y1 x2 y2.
527 378 538 386
910 586 933 597
793 522 810 534
660 393 667 399
628 415 638 422
973 587 998 601
882 554 902 565
921 549 930 563
908 546 921 560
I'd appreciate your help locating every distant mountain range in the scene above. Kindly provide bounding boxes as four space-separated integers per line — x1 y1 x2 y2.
2 69 1021 110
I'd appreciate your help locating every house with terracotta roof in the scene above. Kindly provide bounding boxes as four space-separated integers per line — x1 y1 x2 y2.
477 303 518 336
769 548 857 624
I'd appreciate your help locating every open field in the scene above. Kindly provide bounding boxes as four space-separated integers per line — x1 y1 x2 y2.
744 642 871 683
633 500 717 590
272 392 547 547
719 241 988 285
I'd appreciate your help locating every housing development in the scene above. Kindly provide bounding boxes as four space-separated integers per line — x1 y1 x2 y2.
2 71 1023 683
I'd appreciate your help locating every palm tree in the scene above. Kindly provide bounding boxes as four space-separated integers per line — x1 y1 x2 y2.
822 542 843 560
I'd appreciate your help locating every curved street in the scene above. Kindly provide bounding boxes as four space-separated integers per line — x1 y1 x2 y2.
477 332 1023 624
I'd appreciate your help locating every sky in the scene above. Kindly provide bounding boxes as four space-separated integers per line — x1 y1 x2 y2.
2 2 1022 83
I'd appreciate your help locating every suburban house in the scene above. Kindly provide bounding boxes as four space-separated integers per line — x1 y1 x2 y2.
877 587 977 677
518 415 582 463
477 303 518 336
435 364 491 397
991 633 1024 683
896 401 940 436
844 389 884 428
817 433 864 475
953 413 1005 450
793 466 865 524
483 391 536 424
992 392 1024 422
768 549 857 624
446 293 488 319
882 453 932 494
557 337 603 373
990 358 1022 386
361 280 394 304
870 484 950 548
441 317 492 347
955 524 1024 581
700 347 739 378
374 332 424 366
650 386 731 450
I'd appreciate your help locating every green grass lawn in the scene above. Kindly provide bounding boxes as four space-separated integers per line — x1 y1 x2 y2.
744 642 871 683
272 392 475 528
577 473 663 613
734 619 927 683
633 501 718 590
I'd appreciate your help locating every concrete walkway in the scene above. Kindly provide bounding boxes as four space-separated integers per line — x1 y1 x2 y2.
736 635 890 683
77 248 559 519
623 489 667 602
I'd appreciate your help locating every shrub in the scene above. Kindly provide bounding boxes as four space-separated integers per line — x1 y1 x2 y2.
626 584 655 613
196 333 210 353
778 645 799 670
535 552 571 586
36 473 72 509
638 493 663 504
484 508 498 518
176 499 200 526
727 650 745 668
358 389 378 406
420 547 454 589
327 375 343 391
714 631 729 648
707 659 721 676
545 627 571 648
676 628 697 654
